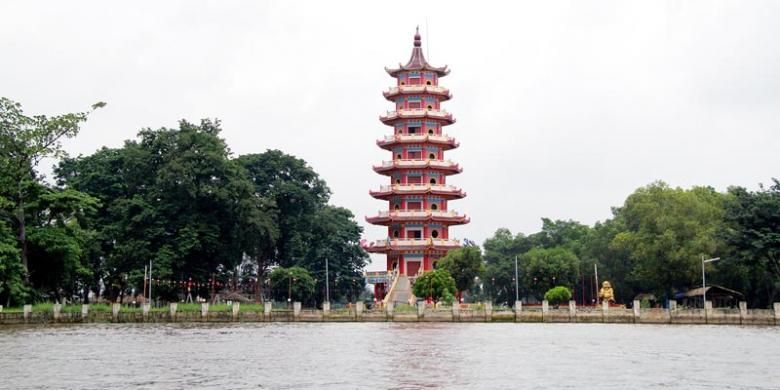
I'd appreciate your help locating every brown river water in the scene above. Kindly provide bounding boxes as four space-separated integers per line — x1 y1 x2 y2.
0 323 778 389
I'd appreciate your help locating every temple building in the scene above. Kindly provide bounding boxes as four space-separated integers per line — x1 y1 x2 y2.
363 28 469 304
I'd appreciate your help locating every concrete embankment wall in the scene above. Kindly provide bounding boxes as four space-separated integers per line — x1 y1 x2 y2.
1 301 778 326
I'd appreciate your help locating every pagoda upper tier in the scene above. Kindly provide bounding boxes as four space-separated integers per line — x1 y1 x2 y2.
385 29 449 77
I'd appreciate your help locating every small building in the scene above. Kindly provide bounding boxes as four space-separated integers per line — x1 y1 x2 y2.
677 285 744 308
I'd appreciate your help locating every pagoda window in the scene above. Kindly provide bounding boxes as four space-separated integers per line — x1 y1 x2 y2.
430 203 438 210
430 178 437 185
428 153 436 160
426 80 432 85
408 201 422 210
409 101 421 109
395 178 401 185
393 230 400 238
408 151 422 160
408 176 422 185
428 129 434 135
409 76 421 85
431 230 439 239
396 153 402 160
408 229 422 239
427 105 433 110
394 204 400 210
408 126 420 134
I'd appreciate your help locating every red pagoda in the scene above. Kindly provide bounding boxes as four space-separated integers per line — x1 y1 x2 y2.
364 28 469 304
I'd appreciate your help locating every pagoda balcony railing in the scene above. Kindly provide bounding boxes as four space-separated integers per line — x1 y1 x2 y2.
378 134 458 146
376 183 462 193
364 270 392 285
380 109 455 123
374 159 461 171
373 210 464 219
383 85 451 98
369 238 461 249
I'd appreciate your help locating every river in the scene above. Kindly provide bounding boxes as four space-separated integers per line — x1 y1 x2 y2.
0 323 778 389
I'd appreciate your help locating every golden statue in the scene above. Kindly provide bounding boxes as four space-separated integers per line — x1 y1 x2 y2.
599 281 615 303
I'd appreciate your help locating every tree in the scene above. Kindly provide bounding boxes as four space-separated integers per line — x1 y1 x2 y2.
520 247 579 300
237 151 330 267
720 180 780 307
58 120 278 301
438 246 484 298
609 182 726 300
411 269 456 303
544 286 572 306
0 97 103 274
269 266 315 304
297 205 368 304
0 211 25 306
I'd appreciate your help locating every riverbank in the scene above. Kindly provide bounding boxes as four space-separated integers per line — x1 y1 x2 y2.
1 301 778 326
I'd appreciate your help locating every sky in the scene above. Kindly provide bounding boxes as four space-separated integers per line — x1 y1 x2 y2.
1 1 778 271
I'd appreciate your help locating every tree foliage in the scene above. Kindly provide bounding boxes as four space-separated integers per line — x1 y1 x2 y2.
438 246 483 294
720 180 780 306
544 286 572 306
412 269 456 303
269 266 315 304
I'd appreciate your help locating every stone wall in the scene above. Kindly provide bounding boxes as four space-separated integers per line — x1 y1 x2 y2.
1 301 778 326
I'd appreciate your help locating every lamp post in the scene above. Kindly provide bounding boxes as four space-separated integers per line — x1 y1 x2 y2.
514 255 519 303
701 256 720 307
325 257 330 304
288 272 297 309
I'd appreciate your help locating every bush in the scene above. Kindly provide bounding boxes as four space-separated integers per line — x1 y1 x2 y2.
544 286 572 306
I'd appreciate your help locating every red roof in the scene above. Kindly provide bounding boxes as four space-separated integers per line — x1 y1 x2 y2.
386 27 449 77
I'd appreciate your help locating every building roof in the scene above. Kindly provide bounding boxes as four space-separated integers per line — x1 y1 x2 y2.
386 27 450 77
683 285 744 298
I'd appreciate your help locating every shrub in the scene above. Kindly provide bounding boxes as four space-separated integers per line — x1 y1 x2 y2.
544 286 572 306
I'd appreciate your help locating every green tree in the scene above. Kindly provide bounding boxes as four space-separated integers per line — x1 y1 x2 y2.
237 151 330 267
412 269 456 303
610 182 726 300
438 246 484 297
0 97 103 274
298 205 368 303
0 212 26 306
720 180 780 307
520 247 579 300
544 286 572 306
269 266 316 304
58 120 277 301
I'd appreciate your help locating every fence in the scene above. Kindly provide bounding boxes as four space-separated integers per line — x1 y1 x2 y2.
1 301 778 326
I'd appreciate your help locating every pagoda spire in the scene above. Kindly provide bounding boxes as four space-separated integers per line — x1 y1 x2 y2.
385 28 449 77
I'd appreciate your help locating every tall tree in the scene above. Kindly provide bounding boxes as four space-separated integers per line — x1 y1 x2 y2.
609 182 726 299
237 151 330 266
0 97 104 274
438 246 484 299
720 180 780 307
297 205 368 303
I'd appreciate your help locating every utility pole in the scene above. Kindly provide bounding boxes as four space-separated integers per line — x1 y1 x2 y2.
143 265 148 302
325 257 330 303
702 256 720 308
594 263 599 305
514 255 519 303
148 260 153 305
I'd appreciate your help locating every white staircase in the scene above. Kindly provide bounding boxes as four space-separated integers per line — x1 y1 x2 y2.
384 274 414 305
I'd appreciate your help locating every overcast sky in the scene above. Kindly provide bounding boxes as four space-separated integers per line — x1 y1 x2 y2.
2 1 778 270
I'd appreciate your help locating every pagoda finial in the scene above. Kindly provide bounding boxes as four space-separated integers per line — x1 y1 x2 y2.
414 26 422 47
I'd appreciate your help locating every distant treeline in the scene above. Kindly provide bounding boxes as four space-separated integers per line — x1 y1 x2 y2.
0 98 367 306
479 180 780 308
